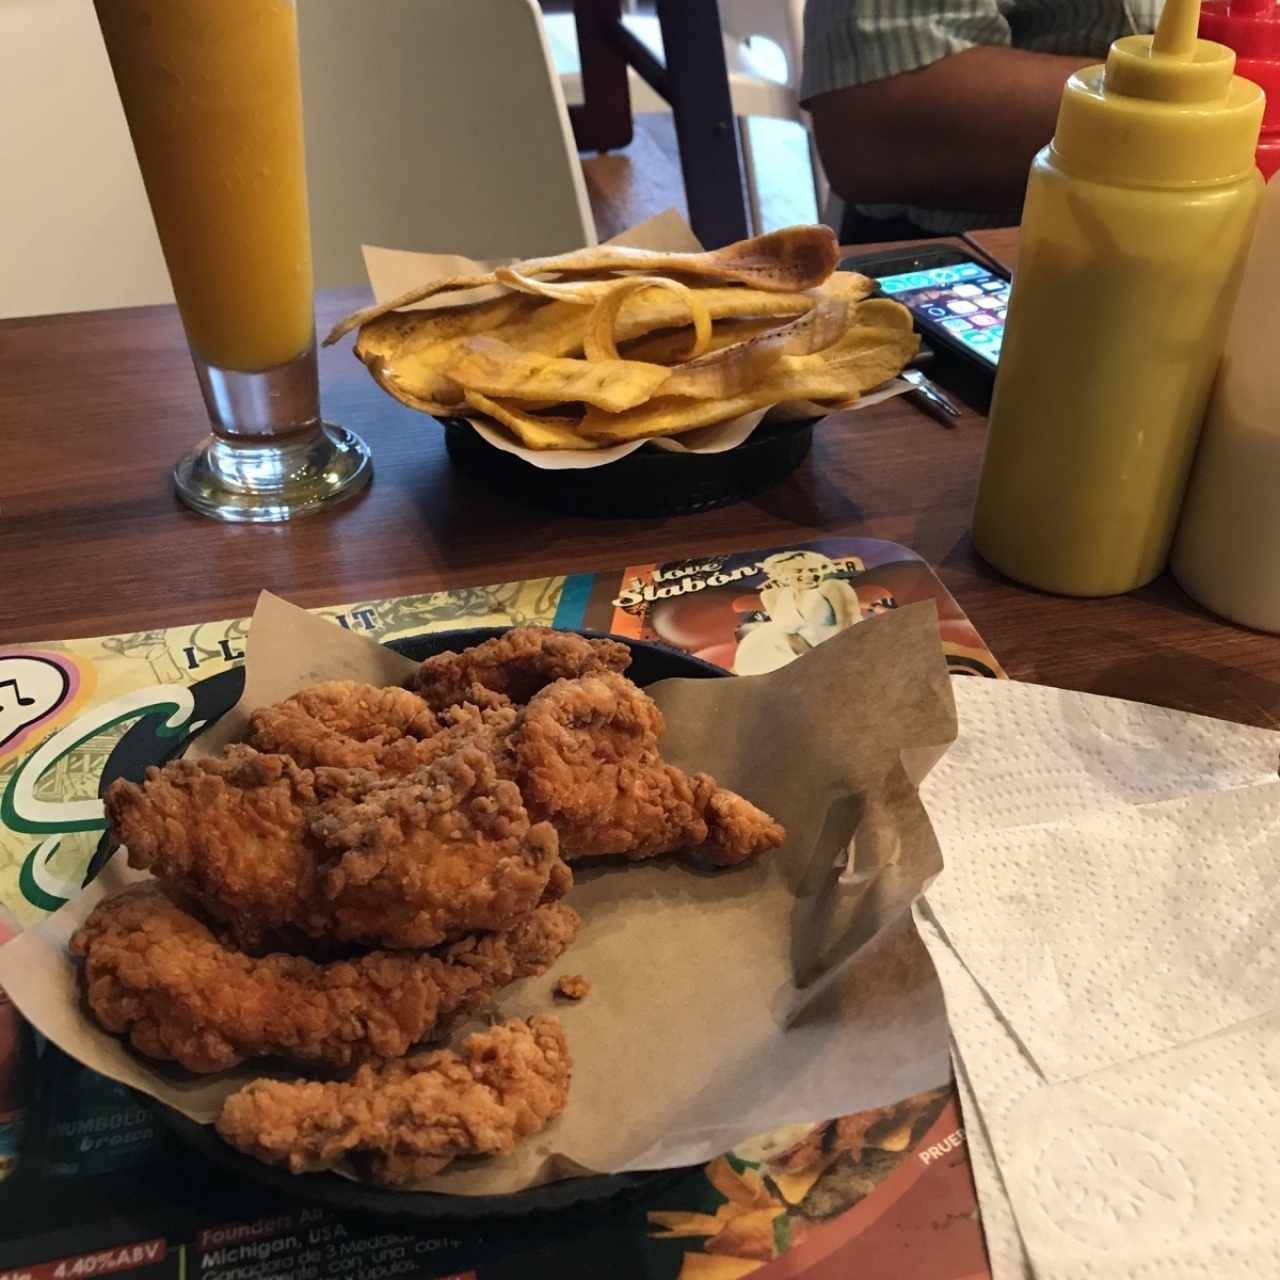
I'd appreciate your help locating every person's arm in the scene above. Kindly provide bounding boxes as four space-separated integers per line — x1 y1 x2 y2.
809 46 1094 212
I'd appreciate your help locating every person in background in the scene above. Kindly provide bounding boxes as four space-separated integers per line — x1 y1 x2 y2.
802 1 1164 240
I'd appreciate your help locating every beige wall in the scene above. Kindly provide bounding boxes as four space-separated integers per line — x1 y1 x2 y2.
1 0 592 321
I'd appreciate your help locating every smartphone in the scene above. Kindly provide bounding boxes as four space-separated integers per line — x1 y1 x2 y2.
839 245 1011 376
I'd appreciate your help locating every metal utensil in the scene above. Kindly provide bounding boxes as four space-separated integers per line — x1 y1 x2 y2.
902 368 962 426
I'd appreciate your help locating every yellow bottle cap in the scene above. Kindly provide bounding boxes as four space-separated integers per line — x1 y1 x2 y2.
1053 0 1264 186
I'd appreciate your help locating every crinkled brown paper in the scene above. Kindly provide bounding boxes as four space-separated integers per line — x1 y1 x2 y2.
0 592 956 1195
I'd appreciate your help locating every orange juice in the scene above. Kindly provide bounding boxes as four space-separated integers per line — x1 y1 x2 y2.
95 0 314 372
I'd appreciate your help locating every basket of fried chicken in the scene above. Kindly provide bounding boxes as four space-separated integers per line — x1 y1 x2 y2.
1 594 958 1199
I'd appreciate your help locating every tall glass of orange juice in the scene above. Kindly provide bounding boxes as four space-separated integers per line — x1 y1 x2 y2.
94 0 371 522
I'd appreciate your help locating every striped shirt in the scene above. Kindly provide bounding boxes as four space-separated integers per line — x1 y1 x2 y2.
801 0 1165 232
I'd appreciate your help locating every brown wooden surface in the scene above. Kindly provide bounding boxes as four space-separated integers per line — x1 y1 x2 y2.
3 225 1278 730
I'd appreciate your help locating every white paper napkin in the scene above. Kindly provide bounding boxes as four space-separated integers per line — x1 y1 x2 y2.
1002 1011 1280 1279
924 677 1280 844
923 908 1280 1280
916 909 1039 1280
951 1040 1031 1280
916 677 1280 1279
928 782 1280 1081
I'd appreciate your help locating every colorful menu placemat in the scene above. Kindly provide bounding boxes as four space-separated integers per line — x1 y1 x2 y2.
0 538 1002 1280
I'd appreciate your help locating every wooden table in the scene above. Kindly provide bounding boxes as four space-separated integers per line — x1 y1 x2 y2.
3 227 1278 730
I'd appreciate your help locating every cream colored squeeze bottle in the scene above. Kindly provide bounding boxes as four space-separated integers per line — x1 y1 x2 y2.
1172 172 1280 630
972 0 1265 597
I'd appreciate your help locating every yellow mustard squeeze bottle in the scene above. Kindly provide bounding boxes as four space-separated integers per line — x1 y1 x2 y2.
972 0 1265 597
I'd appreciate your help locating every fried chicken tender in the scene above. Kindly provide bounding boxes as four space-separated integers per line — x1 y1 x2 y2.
71 885 581 1073
308 744 569 947
217 1016 571 1183
513 673 785 864
105 743 568 951
246 685 519 777
414 627 631 712
106 746 326 946
247 681 441 772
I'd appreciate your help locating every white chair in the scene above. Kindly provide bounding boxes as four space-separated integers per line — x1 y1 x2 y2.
0 0 594 319
724 0 832 225
545 0 830 231
298 0 594 288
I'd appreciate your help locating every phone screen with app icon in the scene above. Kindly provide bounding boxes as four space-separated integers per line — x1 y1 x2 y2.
876 261 1008 368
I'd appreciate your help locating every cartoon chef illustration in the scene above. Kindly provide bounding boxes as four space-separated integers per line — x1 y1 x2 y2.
732 551 864 675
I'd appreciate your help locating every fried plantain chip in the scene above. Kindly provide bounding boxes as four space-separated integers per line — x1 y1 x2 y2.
586 277 712 362
661 301 848 400
813 270 876 304
464 389 601 450
355 290 530 361
508 224 837 296
327 225 837 344
358 288 821 417
356 292 538 411
582 331 919 441
327 270 503 345
361 295 602 410
620 317 780 365
367 362 462 416
495 268 643 305
446 337 671 412
605 286 813 348
479 288 808 357
846 296 916 330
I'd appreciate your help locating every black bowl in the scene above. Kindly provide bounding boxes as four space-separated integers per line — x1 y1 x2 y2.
443 416 815 518
89 627 727 1222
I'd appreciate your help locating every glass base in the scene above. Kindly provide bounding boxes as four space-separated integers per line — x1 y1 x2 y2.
173 424 372 523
